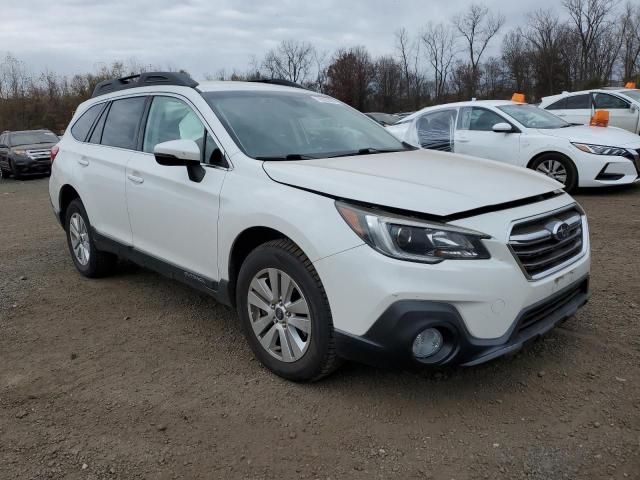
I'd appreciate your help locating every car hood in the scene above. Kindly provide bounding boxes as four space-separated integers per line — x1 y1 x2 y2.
537 125 640 148
13 142 57 151
262 149 561 217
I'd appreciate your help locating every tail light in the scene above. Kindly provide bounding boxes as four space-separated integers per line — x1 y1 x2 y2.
51 145 60 163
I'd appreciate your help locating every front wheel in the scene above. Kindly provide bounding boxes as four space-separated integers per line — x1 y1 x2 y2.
530 154 578 192
236 239 340 381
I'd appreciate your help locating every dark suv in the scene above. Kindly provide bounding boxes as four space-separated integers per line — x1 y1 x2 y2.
0 130 59 179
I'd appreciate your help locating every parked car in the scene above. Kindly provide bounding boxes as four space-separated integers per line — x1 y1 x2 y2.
0 129 58 179
386 100 640 192
50 72 590 381
539 88 640 134
365 112 400 126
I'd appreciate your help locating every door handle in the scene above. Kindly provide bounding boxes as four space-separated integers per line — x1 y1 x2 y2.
556 113 567 117
457 138 470 143
77 158 89 166
127 173 144 184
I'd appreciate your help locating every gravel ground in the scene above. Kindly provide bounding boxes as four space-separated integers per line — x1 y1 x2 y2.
1 176 639 480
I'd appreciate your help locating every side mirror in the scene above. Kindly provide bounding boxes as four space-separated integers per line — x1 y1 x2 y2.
154 139 206 183
492 122 514 133
630 104 639 113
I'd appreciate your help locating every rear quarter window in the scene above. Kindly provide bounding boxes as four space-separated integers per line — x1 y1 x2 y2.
70 103 104 141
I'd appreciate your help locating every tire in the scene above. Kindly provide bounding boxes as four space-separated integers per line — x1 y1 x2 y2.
9 160 22 180
236 239 341 381
530 153 578 193
65 198 117 278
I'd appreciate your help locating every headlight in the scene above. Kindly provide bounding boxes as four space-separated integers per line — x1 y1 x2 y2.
11 148 27 156
336 201 491 263
572 143 628 156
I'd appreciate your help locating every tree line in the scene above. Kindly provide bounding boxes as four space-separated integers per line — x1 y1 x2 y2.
1 0 639 133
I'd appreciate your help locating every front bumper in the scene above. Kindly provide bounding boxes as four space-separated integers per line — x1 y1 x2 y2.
574 149 639 187
334 276 589 368
12 157 51 175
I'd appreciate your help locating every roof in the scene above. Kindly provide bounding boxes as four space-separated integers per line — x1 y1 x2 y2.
401 100 518 122
197 80 311 93
541 88 638 103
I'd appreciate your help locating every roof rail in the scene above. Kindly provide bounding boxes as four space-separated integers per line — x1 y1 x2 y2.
91 71 199 98
249 78 307 90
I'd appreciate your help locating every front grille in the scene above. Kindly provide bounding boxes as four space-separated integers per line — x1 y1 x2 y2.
26 149 51 161
508 206 586 279
517 279 588 333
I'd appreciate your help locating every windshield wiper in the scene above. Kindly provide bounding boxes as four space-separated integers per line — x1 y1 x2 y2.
256 154 317 161
328 147 407 158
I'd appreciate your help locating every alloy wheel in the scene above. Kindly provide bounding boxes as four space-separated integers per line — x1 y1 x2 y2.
69 213 90 266
536 159 567 184
247 268 312 363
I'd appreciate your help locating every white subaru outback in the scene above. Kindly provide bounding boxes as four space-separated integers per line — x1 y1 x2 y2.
49 73 591 381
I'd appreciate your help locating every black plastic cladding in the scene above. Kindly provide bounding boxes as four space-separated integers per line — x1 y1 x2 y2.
91 72 200 98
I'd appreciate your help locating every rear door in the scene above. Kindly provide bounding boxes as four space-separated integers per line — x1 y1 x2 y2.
413 108 458 152
454 106 521 164
592 92 639 133
544 93 592 125
125 94 228 284
73 96 147 245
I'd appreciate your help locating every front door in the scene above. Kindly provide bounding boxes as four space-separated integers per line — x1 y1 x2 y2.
592 92 640 133
454 107 521 165
125 95 227 284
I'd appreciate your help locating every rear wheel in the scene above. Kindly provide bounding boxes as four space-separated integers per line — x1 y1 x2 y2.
236 239 341 381
530 154 578 192
65 199 117 278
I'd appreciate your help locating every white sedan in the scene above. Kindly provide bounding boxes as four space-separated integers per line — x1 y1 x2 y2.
386 100 640 192
539 88 640 134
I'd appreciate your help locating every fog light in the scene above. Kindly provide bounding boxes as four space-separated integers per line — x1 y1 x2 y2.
412 328 443 358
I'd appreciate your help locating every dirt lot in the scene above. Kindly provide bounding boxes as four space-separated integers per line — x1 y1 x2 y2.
1 177 639 480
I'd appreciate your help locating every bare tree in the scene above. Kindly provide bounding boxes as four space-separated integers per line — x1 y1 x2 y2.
619 2 640 81
422 22 457 100
372 55 403 111
395 28 414 105
326 46 375 110
502 28 532 93
524 9 571 96
452 3 505 97
261 40 316 83
563 0 617 84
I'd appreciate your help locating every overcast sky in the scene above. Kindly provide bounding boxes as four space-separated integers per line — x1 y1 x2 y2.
1 0 565 80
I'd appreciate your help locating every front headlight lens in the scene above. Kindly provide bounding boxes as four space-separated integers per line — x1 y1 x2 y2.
572 143 628 156
336 201 491 263
11 148 27 156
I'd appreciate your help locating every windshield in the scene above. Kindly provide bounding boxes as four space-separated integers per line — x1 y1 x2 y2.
622 90 640 102
202 91 408 159
367 113 399 125
10 131 58 146
498 104 570 129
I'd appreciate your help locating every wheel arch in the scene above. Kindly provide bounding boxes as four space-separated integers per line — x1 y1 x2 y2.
226 226 302 307
58 184 81 227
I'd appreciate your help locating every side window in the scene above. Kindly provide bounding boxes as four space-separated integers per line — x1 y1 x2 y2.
88 104 110 144
70 103 104 142
593 93 629 110
564 94 591 109
415 109 457 152
545 98 567 110
143 96 224 165
458 107 506 131
101 97 146 150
